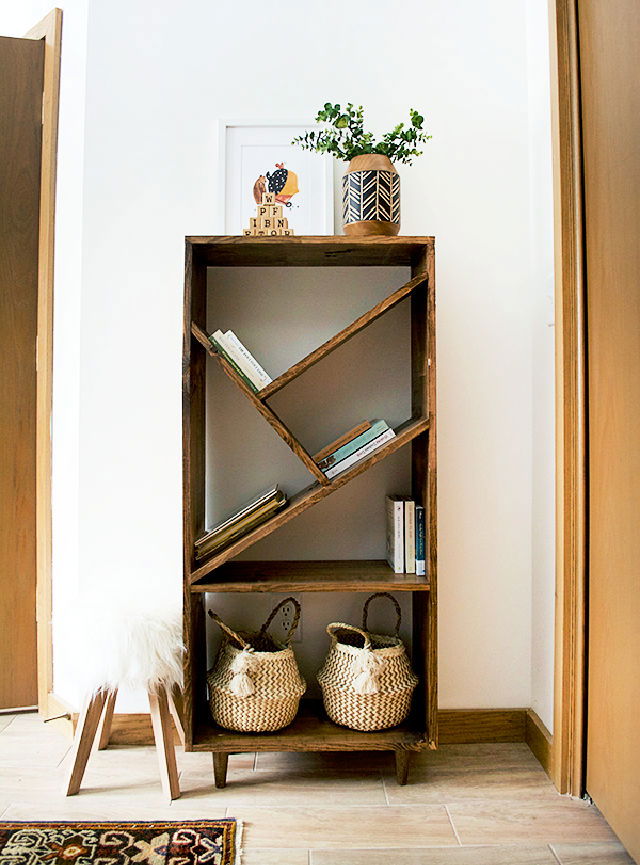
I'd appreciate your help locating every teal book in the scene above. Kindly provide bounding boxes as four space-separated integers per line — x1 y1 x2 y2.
415 505 426 576
209 335 258 393
318 419 389 470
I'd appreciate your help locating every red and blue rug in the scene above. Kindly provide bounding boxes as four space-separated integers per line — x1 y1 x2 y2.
0 820 241 864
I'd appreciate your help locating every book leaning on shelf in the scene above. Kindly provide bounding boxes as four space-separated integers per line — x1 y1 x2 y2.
316 419 396 479
208 329 272 393
194 485 286 560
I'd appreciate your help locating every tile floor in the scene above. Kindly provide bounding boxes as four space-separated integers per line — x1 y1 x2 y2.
0 712 633 864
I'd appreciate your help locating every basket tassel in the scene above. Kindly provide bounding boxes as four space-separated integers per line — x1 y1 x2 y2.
228 647 256 697
352 650 386 695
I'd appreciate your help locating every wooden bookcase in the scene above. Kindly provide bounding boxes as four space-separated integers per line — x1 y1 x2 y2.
182 236 437 786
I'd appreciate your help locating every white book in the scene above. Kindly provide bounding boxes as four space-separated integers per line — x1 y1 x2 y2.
324 427 396 479
212 330 263 390
386 495 405 573
224 330 272 388
404 499 416 574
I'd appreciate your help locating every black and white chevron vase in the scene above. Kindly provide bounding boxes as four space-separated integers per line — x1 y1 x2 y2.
342 169 401 228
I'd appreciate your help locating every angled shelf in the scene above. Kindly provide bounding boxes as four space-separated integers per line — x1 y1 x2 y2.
191 323 328 485
182 236 437 782
189 416 430 582
258 272 428 400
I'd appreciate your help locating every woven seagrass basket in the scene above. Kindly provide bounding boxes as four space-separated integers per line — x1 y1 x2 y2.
207 598 306 732
318 592 418 732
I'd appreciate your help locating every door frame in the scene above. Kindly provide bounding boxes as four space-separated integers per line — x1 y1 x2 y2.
24 8 62 717
549 0 588 797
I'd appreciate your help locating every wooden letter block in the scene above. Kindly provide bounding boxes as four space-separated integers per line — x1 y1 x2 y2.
262 218 273 229
269 229 279 236
275 217 288 230
282 229 292 236
243 229 252 236
257 229 267 236
249 217 258 229
268 205 281 218
261 192 275 204
257 206 268 217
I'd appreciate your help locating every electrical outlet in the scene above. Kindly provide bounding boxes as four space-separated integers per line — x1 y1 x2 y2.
273 598 302 644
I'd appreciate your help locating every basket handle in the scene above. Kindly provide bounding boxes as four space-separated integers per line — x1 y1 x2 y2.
362 592 401 636
326 622 372 651
259 597 301 646
207 610 249 650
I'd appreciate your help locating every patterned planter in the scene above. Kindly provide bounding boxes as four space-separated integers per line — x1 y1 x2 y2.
342 154 401 236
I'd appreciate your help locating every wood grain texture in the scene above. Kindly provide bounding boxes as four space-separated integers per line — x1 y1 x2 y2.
148 686 180 800
97 689 117 750
75 708 537 748
192 323 327 484
187 235 434 268
259 273 427 399
194 700 427 753
549 0 587 798
0 34 44 711
64 691 107 795
580 2 640 861
438 710 527 744
525 709 554 779
190 560 430 593
182 243 207 746
182 237 436 774
26 8 62 718
411 245 438 749
189 417 430 580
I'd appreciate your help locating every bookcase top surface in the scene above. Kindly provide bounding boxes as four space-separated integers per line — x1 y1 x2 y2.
186 235 434 268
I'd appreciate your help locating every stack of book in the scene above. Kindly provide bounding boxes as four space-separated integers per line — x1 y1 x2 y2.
195 485 287 560
315 420 396 480
386 495 426 575
208 329 272 393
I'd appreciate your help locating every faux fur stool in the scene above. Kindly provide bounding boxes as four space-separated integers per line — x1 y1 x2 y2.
64 599 184 801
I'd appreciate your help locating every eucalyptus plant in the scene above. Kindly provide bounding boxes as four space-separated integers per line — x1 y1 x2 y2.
292 103 431 165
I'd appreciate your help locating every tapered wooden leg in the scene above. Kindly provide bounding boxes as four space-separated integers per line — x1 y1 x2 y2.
395 750 412 785
64 690 108 795
97 689 118 750
148 685 180 801
167 685 186 747
213 752 228 789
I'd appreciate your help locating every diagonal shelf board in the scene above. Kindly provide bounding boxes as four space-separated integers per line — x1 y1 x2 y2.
191 324 328 486
258 272 428 400
189 415 430 583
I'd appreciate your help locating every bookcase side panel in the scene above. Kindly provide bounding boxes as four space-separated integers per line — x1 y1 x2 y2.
411 244 438 747
426 243 437 746
182 242 208 744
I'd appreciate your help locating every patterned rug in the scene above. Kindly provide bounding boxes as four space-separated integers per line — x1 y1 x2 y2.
0 821 241 865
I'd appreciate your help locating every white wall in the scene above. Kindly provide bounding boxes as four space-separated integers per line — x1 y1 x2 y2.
2 0 556 719
527 0 556 733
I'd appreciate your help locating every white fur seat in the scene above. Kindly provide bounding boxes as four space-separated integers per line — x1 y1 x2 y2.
64 599 184 801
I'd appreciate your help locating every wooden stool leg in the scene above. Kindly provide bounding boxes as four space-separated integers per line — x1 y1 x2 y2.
395 750 412 786
149 685 180 801
167 685 185 747
97 689 118 750
64 690 108 796
213 752 228 789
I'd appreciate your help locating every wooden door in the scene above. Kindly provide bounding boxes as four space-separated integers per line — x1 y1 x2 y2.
580 1 640 860
0 35 44 710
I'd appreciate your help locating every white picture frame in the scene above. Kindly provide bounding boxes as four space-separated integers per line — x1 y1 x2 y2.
220 121 334 236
